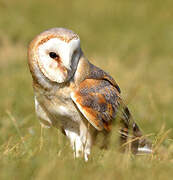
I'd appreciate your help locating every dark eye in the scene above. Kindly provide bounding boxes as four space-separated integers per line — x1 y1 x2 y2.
49 52 59 59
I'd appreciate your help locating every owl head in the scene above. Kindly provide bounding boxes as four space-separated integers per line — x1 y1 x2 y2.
28 28 82 87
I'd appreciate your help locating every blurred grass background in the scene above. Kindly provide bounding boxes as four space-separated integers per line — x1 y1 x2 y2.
0 0 173 179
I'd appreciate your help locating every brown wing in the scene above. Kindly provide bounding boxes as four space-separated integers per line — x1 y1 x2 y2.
87 63 121 93
71 79 121 131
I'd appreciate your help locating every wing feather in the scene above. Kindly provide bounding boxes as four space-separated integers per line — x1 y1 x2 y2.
71 79 121 131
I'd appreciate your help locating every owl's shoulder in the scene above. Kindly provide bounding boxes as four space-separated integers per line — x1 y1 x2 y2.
74 57 121 93
87 62 121 93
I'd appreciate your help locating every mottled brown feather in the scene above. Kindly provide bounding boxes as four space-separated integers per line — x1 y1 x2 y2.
72 78 121 131
87 63 121 93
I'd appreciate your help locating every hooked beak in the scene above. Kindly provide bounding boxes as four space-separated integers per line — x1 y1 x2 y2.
59 48 72 70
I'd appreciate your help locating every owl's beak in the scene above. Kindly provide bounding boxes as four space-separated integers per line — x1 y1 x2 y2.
60 49 72 70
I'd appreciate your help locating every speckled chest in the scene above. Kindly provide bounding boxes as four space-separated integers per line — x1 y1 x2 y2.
34 85 81 125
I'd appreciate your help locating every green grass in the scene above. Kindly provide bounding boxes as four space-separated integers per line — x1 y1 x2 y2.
0 0 173 179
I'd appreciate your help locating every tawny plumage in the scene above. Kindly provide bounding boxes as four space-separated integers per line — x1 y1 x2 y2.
28 28 152 161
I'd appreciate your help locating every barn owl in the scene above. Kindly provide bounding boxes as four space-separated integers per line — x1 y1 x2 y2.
28 28 152 161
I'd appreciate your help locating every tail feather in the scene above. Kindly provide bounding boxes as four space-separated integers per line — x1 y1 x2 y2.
119 106 152 154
